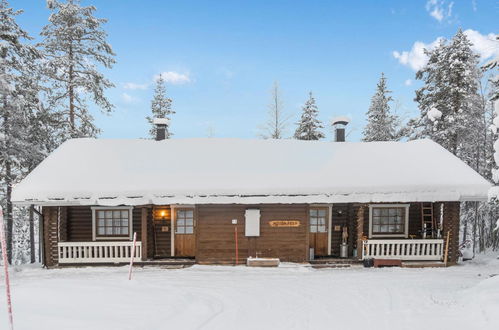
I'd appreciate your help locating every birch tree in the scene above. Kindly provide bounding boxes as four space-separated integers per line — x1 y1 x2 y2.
40 0 116 138
261 81 289 139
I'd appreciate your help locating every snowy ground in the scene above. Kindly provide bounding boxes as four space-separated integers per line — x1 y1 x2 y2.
2 256 499 330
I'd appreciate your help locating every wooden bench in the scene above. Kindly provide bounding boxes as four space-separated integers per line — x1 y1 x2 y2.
373 259 402 268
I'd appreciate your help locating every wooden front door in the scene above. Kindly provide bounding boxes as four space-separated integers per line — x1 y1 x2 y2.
309 207 328 257
174 209 196 257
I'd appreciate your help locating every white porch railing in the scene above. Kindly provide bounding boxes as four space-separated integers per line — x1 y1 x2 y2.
58 241 142 264
362 239 444 261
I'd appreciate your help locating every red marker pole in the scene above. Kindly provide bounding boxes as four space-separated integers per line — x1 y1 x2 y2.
0 207 14 330
128 232 137 280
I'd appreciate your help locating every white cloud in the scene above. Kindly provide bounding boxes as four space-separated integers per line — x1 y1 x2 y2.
425 0 454 22
155 71 191 85
123 82 149 90
471 0 477 12
404 79 413 86
121 93 139 104
392 38 443 71
392 30 499 71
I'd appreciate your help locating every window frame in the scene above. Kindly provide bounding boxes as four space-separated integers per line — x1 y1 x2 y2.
175 208 195 235
91 206 134 241
368 204 409 238
309 207 328 234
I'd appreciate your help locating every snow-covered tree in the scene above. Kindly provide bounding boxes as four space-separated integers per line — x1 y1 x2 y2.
294 92 324 140
260 81 289 139
362 73 398 142
40 0 116 138
146 74 174 138
0 0 42 263
409 29 481 156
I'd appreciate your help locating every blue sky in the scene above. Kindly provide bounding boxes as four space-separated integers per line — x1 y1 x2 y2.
14 0 499 141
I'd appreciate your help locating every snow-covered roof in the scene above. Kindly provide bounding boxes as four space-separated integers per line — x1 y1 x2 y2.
12 138 491 206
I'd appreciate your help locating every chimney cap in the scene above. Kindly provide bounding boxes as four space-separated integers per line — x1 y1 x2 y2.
153 117 169 125
331 116 350 126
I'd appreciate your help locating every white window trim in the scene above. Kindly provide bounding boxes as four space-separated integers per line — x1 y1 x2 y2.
91 206 134 241
368 204 409 238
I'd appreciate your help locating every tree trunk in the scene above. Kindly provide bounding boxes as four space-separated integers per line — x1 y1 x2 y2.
68 43 75 136
5 161 13 265
29 205 35 263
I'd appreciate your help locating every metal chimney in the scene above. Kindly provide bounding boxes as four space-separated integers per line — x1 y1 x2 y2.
331 117 350 142
153 118 169 141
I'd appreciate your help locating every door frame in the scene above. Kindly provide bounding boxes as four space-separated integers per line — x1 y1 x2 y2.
308 204 333 256
171 204 196 257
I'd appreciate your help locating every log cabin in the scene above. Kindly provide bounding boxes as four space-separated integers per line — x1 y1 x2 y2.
12 124 491 267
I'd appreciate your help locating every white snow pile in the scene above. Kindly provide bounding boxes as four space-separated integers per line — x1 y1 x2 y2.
12 138 490 206
427 107 442 122
4 255 499 330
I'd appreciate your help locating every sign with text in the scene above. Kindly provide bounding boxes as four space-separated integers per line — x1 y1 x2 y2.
269 220 301 227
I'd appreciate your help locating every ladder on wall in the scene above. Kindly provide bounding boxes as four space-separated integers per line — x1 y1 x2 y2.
421 203 436 238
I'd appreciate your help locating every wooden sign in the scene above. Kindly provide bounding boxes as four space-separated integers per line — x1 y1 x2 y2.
161 226 169 232
269 220 301 227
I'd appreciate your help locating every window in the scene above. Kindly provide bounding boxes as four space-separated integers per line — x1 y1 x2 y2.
310 208 327 233
92 207 133 240
176 209 194 234
369 204 409 238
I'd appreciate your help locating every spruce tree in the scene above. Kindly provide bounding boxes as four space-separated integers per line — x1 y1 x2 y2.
362 73 398 142
146 74 174 138
0 0 41 263
40 0 116 138
294 92 325 140
410 29 481 155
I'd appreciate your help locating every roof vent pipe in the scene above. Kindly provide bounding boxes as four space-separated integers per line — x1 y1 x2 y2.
153 118 169 141
331 116 350 142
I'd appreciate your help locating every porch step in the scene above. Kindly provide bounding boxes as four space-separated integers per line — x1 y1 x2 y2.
309 258 361 265
401 261 446 268
311 263 351 269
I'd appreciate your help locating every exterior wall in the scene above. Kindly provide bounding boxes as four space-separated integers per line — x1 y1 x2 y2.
41 206 154 267
42 201 461 266
196 204 309 264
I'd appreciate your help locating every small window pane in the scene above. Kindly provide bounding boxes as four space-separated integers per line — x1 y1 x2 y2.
97 227 105 235
310 218 318 225
310 226 317 233
380 225 388 233
373 208 380 216
318 209 326 217
105 211 112 218
185 210 194 218
318 225 326 232
113 210 120 218
372 225 380 233
105 227 112 235
176 227 185 234
121 210 129 218
318 218 326 225
185 227 194 234
185 219 193 226
177 219 185 227
310 209 318 217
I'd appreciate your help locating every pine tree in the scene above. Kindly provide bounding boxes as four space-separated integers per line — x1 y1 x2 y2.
410 29 481 156
362 73 398 142
294 92 325 140
40 0 116 139
146 74 174 138
0 0 41 263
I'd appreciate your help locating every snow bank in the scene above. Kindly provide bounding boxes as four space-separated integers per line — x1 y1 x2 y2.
4 255 499 330
12 138 490 205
